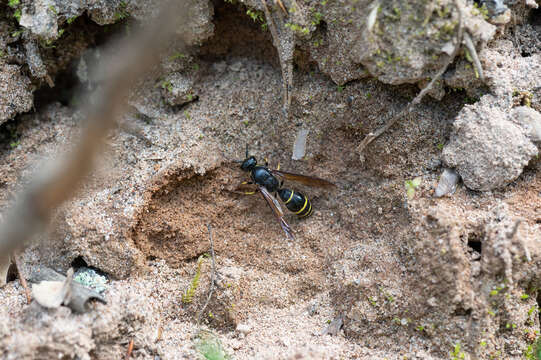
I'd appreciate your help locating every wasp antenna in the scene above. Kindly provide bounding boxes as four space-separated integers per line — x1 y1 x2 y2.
245 144 249 158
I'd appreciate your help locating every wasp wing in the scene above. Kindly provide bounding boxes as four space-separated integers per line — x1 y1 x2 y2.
271 170 336 188
258 185 294 239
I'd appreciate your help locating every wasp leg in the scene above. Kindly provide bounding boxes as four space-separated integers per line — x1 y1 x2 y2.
230 189 257 195
231 181 257 195
276 162 280 171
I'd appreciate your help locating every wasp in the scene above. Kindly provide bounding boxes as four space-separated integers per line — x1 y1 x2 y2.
236 147 335 239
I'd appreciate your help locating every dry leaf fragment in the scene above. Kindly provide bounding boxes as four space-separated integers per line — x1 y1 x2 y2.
30 266 106 313
32 268 73 308
435 168 460 197
292 129 309 160
32 281 66 308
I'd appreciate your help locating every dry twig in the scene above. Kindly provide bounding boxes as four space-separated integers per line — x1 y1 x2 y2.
463 31 484 81
124 339 134 360
260 0 294 116
197 224 217 325
357 0 464 154
12 253 31 304
275 0 288 15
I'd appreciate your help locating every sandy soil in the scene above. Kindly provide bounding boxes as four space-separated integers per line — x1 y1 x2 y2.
0 1 540 359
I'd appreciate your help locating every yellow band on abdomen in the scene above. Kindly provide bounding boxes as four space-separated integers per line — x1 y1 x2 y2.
295 197 308 214
299 202 312 218
285 190 294 204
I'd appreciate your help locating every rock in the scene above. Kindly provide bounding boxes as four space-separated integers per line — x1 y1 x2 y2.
481 40 541 99
510 106 541 142
480 0 511 25
526 0 539 8
24 40 49 81
236 323 251 334
19 0 59 40
0 65 33 125
442 96 538 191
161 73 197 107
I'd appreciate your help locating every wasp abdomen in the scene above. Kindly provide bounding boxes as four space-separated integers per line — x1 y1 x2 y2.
278 188 313 218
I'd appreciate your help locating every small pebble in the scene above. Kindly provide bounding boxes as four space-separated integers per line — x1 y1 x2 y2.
292 129 309 160
434 168 460 197
236 323 251 334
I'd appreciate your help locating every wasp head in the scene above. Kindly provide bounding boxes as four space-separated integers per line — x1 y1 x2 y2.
240 156 257 171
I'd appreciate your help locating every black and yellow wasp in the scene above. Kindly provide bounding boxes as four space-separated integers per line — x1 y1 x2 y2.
236 147 335 239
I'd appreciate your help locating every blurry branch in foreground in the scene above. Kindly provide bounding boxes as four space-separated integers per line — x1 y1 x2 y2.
0 1 191 274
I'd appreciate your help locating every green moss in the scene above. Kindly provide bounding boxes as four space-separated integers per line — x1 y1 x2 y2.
8 0 21 21
161 80 173 92
67 16 78 24
246 7 268 30
195 333 230 360
114 1 129 21
313 38 323 47
289 3 297 13
13 9 21 21
436 5 451 18
169 52 187 61
182 255 204 304
405 177 422 200
524 338 541 360
472 3 489 20
48 5 58 15
311 11 323 26
285 22 310 36
450 343 465 360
